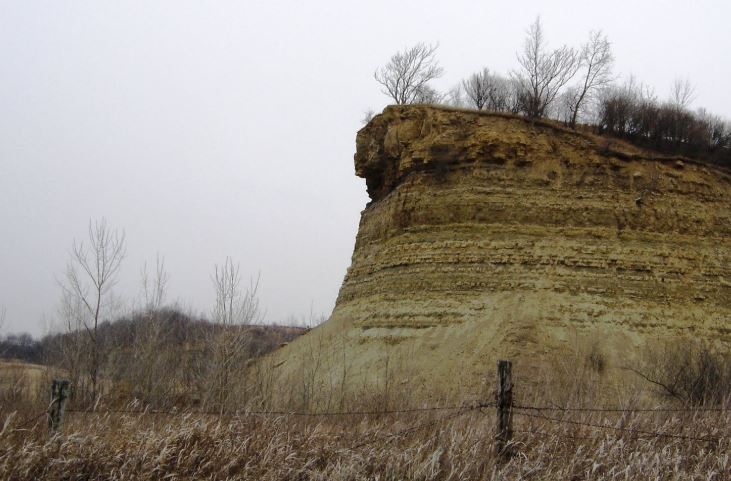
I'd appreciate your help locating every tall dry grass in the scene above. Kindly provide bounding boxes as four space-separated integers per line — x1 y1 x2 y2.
3 335 729 480
1 397 728 480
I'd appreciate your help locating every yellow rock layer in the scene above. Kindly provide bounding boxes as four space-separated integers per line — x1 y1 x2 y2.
268 105 731 402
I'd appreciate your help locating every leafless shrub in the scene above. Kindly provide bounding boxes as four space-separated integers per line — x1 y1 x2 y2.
413 84 444 104
199 258 262 412
633 340 731 406
597 77 731 167
361 108 375 125
587 343 606 374
127 255 172 407
458 69 519 113
444 84 466 108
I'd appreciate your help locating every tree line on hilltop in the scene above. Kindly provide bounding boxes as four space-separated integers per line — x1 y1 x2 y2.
370 17 731 169
0 308 305 368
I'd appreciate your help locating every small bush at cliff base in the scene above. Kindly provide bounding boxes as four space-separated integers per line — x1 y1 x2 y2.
635 341 731 406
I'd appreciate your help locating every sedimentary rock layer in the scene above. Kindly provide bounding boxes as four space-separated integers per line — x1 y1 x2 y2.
273 105 731 397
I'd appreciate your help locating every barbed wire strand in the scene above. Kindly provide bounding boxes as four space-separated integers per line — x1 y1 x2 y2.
9 396 61 431
514 409 727 443
65 402 494 418
346 405 477 451
513 403 728 413
60 399 729 418
513 428 595 441
8 401 730 447
13 411 48 431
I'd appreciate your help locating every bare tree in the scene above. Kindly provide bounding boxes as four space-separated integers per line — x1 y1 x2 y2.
489 76 522 113
445 84 466 108
554 86 578 123
462 68 492 109
140 255 168 312
374 43 444 105
361 109 375 125
462 69 517 112
696 108 731 149
513 17 579 119
130 255 170 406
568 30 614 128
53 289 89 399
60 218 126 402
670 77 696 110
0 305 6 357
203 258 262 412
413 84 444 104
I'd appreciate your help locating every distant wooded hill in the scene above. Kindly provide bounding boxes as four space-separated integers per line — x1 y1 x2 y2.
0 308 307 366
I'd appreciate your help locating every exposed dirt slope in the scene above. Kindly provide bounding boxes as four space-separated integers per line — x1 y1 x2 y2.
268 105 731 404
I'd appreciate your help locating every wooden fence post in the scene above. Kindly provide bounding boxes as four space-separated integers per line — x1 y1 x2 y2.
49 379 70 435
495 360 513 458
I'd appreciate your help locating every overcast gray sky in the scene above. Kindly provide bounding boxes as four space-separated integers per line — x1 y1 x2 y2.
1 0 729 336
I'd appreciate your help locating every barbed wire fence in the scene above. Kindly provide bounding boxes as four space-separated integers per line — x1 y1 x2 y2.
7 360 729 456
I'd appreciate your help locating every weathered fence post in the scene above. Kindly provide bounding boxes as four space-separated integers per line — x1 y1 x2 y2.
495 360 513 458
49 379 70 435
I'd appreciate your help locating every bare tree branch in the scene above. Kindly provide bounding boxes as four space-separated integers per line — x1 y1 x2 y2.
461 69 518 112
0 306 6 357
568 30 614 128
0 305 6 334
141 254 168 313
462 68 491 110
513 17 579 119
374 43 444 105
670 77 696 110
59 218 126 402
204 257 263 412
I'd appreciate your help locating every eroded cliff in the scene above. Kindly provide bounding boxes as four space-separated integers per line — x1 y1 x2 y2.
271 105 731 402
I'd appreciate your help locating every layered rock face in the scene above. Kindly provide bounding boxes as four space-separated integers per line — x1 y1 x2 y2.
275 105 731 397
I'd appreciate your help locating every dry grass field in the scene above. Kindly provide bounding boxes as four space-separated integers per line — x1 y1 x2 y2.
0 360 55 404
1 406 728 480
2 329 729 480
1 377 729 480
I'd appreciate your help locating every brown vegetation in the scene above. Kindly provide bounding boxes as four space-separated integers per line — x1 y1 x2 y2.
1 373 728 480
632 341 731 406
596 81 731 168
0 310 306 410
0 361 53 406
4 328 729 480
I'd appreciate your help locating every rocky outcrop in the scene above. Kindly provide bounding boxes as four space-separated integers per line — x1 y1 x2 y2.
273 105 731 400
